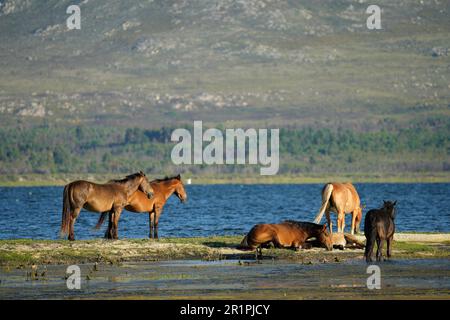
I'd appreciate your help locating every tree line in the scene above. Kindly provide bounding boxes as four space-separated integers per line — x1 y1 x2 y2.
0 124 448 175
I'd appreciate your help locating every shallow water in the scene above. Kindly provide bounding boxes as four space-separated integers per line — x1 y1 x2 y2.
0 183 449 239
0 258 449 299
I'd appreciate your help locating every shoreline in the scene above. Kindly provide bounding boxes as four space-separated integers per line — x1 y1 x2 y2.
1 233 448 267
1 173 450 187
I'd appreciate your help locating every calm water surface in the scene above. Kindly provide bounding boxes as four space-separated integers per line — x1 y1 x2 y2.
0 183 448 239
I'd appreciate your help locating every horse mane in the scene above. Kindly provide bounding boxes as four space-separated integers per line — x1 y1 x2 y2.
109 172 143 184
282 220 322 229
151 175 180 183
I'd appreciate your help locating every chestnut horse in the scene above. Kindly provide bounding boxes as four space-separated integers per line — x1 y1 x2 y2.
96 175 187 239
313 182 362 234
364 201 397 262
60 172 154 241
238 221 333 257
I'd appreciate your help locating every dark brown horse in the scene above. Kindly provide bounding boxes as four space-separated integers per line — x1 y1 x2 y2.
96 175 187 239
313 182 363 234
60 172 154 241
238 221 333 257
364 201 397 262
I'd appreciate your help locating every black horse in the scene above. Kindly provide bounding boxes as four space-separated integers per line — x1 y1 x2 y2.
364 201 397 262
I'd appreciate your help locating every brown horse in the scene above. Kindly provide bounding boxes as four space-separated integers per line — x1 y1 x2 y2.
313 182 363 234
238 221 333 256
95 175 187 239
60 172 154 241
364 201 397 262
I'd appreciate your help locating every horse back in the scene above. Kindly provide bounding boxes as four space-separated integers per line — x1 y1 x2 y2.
330 182 360 211
272 223 308 247
364 209 395 239
243 224 277 248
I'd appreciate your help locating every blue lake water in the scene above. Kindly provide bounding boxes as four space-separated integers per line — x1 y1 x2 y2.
0 183 449 240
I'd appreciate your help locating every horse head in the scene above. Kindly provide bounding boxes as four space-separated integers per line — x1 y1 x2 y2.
383 200 397 220
317 224 333 251
173 174 187 203
137 171 154 199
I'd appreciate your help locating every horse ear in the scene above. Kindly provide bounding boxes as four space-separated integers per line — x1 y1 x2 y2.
176 174 181 180
393 200 397 206
139 170 145 176
322 224 327 231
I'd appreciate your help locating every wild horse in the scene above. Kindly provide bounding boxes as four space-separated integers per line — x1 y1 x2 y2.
238 220 333 258
364 200 397 262
96 175 187 239
313 182 363 234
60 172 154 240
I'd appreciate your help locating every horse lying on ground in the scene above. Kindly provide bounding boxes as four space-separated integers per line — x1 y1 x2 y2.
95 175 187 239
364 200 397 262
313 182 363 235
238 221 333 257
60 172 154 241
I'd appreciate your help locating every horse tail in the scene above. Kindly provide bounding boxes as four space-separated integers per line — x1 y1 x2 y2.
59 184 72 238
313 183 333 224
237 235 249 249
363 211 376 261
95 212 108 229
238 225 261 250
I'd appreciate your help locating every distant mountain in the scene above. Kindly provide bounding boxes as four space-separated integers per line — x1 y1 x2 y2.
0 0 449 129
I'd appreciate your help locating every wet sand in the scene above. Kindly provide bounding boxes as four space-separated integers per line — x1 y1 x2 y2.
0 258 449 299
0 233 449 299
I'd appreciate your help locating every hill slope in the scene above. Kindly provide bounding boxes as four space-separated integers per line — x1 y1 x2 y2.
0 0 449 181
0 0 449 128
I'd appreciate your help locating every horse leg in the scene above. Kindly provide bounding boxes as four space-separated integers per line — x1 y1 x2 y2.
154 207 162 240
387 237 392 258
68 207 81 241
256 246 262 260
105 211 114 239
149 211 155 239
351 211 357 235
112 208 122 240
326 211 332 234
376 237 383 261
355 208 362 234
337 209 345 233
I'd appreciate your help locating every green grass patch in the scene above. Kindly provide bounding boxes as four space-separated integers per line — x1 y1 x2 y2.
394 241 450 258
0 250 34 266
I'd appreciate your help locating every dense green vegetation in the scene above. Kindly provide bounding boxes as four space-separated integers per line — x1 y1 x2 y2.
0 123 448 179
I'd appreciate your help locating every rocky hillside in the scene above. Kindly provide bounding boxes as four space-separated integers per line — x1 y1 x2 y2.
0 0 448 129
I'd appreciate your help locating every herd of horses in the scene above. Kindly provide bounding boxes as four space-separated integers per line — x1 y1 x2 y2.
59 174 396 262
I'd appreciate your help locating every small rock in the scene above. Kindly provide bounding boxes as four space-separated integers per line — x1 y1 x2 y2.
431 47 448 57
